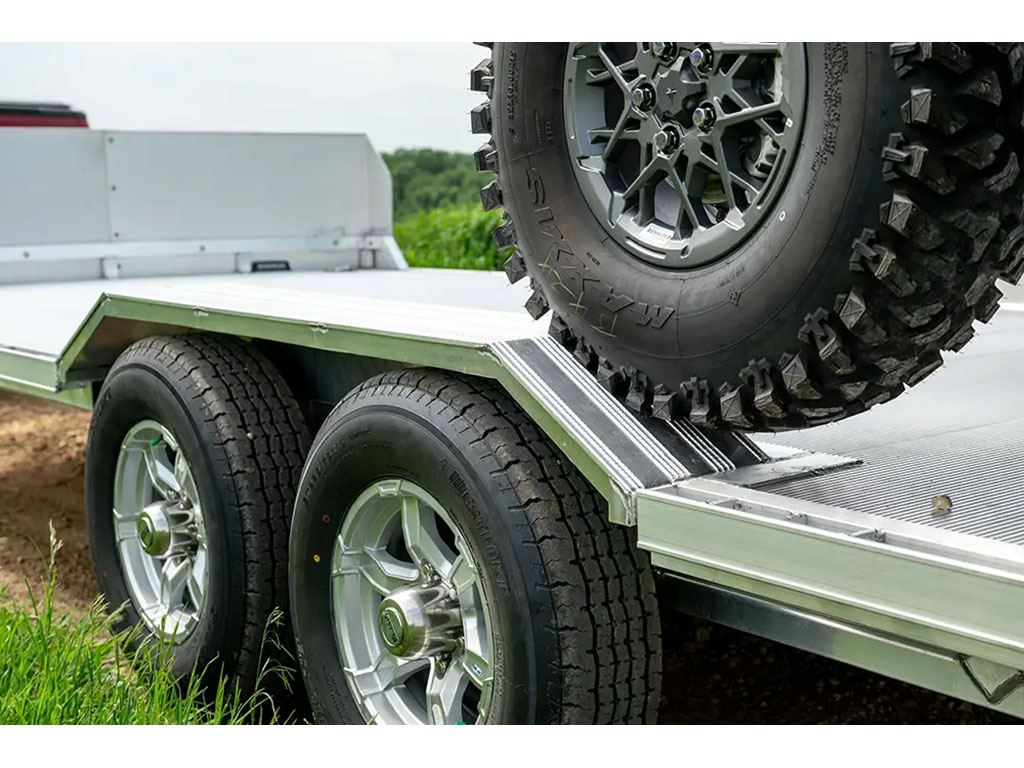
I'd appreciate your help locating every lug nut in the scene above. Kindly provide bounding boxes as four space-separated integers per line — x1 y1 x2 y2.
651 42 679 63
654 124 682 155
690 44 714 74
692 102 717 131
630 83 657 112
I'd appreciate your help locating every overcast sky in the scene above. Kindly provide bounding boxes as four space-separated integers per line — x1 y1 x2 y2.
0 43 485 154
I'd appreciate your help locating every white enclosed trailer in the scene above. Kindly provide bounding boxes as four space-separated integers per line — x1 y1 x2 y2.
2 128 1023 723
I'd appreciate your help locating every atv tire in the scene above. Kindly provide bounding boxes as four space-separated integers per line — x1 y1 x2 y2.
471 43 1024 430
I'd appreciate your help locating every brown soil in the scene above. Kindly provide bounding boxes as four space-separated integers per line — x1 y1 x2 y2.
0 391 1011 723
0 392 95 612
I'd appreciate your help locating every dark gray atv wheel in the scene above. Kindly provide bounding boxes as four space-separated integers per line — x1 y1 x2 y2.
86 335 310 696
471 43 1024 430
289 370 661 724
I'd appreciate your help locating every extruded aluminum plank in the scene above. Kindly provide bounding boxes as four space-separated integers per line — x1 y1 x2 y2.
492 336 691 522
638 477 1024 671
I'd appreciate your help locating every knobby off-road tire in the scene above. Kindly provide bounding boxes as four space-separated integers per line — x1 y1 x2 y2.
290 370 661 724
471 43 1024 430
86 334 310 695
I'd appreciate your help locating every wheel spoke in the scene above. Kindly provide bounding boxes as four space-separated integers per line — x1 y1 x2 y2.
334 545 420 595
346 650 427 697
716 99 784 128
142 442 179 500
621 150 660 202
585 67 613 86
601 105 633 161
113 506 141 542
426 664 470 725
448 551 477 596
727 168 763 198
158 558 189 610
710 135 739 211
173 451 199 506
667 165 702 232
756 117 784 141
187 547 207 607
401 496 453 575
461 647 492 689
597 46 633 96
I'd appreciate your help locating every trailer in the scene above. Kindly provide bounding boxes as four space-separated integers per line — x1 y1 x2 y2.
3 127 1024 724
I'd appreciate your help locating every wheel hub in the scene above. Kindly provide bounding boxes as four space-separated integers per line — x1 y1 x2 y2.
564 42 807 268
377 580 462 659
137 501 196 558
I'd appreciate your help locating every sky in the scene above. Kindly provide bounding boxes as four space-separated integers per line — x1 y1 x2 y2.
0 43 485 154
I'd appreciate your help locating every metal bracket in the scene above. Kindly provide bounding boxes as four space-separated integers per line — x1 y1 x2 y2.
960 656 1024 705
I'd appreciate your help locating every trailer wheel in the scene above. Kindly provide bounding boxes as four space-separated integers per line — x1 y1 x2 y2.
473 43 1024 430
290 370 661 724
85 335 310 694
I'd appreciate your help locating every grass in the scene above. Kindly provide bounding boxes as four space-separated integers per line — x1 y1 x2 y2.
0 525 286 725
395 204 507 271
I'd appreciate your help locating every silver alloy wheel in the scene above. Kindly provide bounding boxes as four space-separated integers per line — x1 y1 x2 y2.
112 420 208 643
564 42 807 268
331 479 494 725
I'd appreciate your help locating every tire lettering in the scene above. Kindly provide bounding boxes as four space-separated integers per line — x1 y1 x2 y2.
635 302 675 329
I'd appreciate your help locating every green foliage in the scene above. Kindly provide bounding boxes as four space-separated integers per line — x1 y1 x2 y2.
384 148 494 222
395 204 506 271
0 525 286 724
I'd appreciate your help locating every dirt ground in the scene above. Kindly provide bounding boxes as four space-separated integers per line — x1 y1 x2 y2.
0 391 1011 724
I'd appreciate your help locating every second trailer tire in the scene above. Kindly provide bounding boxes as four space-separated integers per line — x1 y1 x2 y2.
290 370 662 724
472 42 1024 430
85 335 310 695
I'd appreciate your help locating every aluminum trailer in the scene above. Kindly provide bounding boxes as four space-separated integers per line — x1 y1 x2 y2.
3 128 1024 722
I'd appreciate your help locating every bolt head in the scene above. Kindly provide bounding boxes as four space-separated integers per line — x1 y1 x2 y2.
651 42 678 63
654 125 682 154
630 83 656 112
692 103 716 131
690 45 714 73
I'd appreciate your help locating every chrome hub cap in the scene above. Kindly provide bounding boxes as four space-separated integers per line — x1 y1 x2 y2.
377 581 462 659
564 42 807 268
113 420 208 643
332 479 494 725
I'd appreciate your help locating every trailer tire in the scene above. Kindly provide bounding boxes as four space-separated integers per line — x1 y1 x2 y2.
85 334 310 697
472 43 1024 430
289 370 662 724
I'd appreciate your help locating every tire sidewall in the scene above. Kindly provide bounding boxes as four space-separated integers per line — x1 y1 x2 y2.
290 402 553 725
86 361 245 681
495 43 902 388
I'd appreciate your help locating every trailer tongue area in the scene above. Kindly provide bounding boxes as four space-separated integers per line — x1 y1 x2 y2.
2 127 1023 722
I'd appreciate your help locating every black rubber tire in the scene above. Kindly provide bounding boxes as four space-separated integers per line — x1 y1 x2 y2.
289 369 662 724
85 334 310 695
471 43 1024 430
